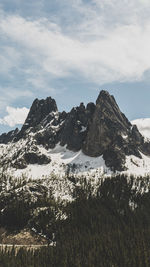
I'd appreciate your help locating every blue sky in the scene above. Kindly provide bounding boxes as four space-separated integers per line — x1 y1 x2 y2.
0 0 150 134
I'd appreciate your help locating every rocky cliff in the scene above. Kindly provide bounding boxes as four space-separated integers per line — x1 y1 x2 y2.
82 90 146 170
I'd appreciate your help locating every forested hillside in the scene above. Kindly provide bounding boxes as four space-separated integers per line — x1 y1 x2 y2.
1 174 150 266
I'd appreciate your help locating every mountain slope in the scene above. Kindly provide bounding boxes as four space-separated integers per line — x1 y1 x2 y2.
0 90 150 176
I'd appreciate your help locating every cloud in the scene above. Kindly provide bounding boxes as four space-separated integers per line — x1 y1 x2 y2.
132 118 150 139
0 106 29 127
0 0 150 101
0 86 33 113
1 3 150 86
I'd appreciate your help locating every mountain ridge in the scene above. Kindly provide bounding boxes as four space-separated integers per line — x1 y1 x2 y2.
0 90 150 173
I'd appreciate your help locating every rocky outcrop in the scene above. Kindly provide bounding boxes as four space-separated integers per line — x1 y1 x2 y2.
59 102 95 151
83 91 131 156
24 152 51 165
24 97 57 128
13 152 51 169
16 97 58 140
82 90 145 170
0 128 19 144
35 111 67 149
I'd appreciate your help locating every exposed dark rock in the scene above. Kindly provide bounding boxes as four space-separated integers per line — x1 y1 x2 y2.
130 125 144 145
35 111 67 149
83 91 131 156
82 90 147 170
103 149 126 172
140 141 150 156
17 97 58 139
24 152 51 165
59 102 95 151
35 129 58 149
12 158 27 169
12 152 51 169
25 97 57 128
0 128 19 144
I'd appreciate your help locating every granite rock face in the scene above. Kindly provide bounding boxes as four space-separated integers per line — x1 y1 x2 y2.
0 90 149 171
59 102 95 151
82 91 145 170
24 97 58 128
0 128 19 144
17 97 58 140
24 152 51 165
83 91 132 156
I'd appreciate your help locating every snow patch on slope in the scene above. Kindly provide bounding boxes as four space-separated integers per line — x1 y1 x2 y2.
2 137 150 181
124 152 150 176
12 144 111 179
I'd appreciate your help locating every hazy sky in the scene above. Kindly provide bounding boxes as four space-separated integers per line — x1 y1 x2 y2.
0 0 150 133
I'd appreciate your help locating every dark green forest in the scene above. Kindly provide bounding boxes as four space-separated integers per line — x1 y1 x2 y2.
1 174 150 266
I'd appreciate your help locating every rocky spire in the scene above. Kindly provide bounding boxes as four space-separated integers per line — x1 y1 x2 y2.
17 97 58 139
23 97 57 129
0 128 19 144
82 90 144 170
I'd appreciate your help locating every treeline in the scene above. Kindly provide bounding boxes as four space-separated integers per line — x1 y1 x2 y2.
1 174 150 266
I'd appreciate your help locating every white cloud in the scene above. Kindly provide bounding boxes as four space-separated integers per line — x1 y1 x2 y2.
0 106 29 127
132 118 150 139
0 10 150 85
0 1 150 86
0 46 21 77
0 86 33 112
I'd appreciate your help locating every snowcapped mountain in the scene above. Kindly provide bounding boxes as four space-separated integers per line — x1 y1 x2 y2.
0 90 150 179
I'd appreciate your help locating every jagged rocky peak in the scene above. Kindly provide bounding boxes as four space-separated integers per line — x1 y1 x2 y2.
83 90 131 156
0 128 19 144
16 96 58 140
22 96 58 130
59 101 95 151
82 90 145 170
96 90 131 130
34 100 96 151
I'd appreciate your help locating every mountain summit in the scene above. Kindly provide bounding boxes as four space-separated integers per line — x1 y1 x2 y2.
0 90 150 174
83 90 146 170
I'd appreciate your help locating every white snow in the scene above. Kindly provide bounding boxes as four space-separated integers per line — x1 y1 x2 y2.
121 133 128 139
124 152 150 176
2 140 150 181
2 132 150 201
80 126 86 132
11 144 111 179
